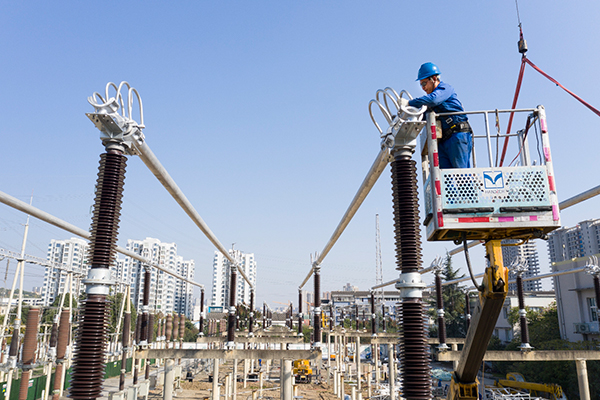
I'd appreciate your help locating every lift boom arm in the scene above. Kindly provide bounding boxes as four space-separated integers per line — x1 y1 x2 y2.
448 240 508 400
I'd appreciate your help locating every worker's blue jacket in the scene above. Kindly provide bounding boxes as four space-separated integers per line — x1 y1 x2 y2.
408 81 468 132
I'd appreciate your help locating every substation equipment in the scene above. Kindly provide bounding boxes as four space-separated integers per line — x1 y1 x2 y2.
369 87 560 400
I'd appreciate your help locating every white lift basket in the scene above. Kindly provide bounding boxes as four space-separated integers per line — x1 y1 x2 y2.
420 105 560 242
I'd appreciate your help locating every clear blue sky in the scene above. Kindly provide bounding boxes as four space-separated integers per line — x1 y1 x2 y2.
1 1 599 309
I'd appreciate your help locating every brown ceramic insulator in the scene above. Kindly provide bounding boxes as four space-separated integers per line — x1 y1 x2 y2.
199 290 205 335
8 327 19 357
166 314 173 342
18 370 32 400
262 304 266 329
52 364 64 400
391 156 422 272
391 154 428 399
179 314 185 340
227 269 237 343
140 313 148 343
123 312 131 348
148 313 154 343
172 314 179 343
249 290 254 333
435 274 447 345
134 314 142 345
313 268 321 343
398 299 430 400
53 309 70 400
49 322 58 349
87 153 127 268
69 294 110 399
21 307 40 365
516 275 529 345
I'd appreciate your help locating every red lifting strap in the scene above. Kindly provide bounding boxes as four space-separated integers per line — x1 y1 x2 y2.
499 56 600 167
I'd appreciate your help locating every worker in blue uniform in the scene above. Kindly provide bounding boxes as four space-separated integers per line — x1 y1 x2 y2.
404 63 473 169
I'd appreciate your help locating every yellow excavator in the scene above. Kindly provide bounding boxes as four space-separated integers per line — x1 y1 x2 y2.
495 373 567 400
293 359 313 383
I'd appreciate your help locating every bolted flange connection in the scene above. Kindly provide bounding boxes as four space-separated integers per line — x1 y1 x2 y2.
395 272 427 298
83 268 115 296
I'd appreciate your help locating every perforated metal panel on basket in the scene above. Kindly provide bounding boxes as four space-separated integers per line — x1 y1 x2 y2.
441 166 551 211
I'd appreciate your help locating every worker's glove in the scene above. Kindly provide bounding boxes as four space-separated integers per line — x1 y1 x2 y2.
399 97 409 109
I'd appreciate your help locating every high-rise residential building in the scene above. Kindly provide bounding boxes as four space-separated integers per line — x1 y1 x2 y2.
547 219 600 263
210 249 257 308
501 239 542 291
41 238 89 306
117 237 195 318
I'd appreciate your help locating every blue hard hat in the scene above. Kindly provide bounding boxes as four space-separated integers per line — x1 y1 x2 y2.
416 62 441 81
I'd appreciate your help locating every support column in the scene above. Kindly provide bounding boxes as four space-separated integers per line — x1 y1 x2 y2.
281 359 293 400
164 359 175 400
356 335 361 393
575 359 590 400
389 344 396 400
212 360 220 400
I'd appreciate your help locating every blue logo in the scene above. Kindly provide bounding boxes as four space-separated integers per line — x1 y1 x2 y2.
483 171 504 189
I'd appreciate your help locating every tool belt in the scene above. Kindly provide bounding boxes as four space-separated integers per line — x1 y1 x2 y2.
440 119 472 142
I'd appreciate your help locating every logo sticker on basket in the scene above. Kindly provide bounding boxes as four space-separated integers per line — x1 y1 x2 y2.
483 171 504 189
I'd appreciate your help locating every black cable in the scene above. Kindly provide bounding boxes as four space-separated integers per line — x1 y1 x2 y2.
463 232 482 291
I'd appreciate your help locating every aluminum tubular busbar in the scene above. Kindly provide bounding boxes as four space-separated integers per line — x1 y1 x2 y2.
133 140 253 288
299 146 391 289
0 190 204 289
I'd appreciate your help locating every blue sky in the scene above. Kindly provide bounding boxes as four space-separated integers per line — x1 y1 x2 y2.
1 1 599 308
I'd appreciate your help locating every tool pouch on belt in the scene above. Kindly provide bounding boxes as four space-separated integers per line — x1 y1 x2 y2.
439 117 472 142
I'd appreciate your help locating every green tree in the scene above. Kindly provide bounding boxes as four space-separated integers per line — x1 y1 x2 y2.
184 319 199 342
428 253 467 338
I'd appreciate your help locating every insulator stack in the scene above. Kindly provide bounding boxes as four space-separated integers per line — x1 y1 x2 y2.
173 314 179 345
179 314 185 341
249 290 254 335
391 157 422 272
8 327 19 358
313 267 321 345
71 151 126 400
298 290 303 335
146 312 154 380
19 307 40 400
199 290 205 336
594 276 600 323
390 155 430 400
49 322 58 349
227 268 237 344
120 309 131 391
516 275 530 346
52 309 70 400
435 274 447 345
370 291 376 335
70 295 110 399
148 313 154 343
87 153 127 267
166 314 173 342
